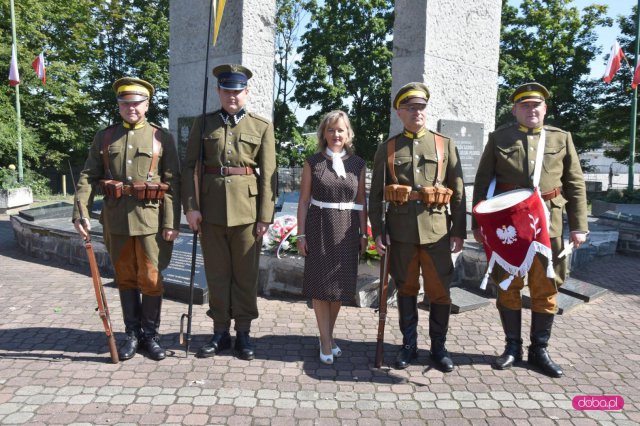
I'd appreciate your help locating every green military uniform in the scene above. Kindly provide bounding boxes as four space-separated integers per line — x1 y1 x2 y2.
368 82 466 372
73 77 181 362
181 64 276 360
473 123 588 312
472 82 587 377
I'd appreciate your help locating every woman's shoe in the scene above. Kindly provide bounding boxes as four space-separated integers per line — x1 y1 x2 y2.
331 343 342 358
319 343 334 365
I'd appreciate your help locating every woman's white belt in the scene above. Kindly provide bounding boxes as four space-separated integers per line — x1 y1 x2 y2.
310 198 363 211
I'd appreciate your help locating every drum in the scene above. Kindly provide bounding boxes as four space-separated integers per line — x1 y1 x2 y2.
473 188 554 290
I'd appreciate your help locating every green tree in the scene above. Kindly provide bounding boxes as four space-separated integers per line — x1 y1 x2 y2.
274 0 310 166
293 0 393 162
591 6 640 165
498 0 610 152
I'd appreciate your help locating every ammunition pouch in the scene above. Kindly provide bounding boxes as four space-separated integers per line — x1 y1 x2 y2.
132 182 147 201
99 179 123 199
385 184 412 204
418 186 453 207
144 182 169 200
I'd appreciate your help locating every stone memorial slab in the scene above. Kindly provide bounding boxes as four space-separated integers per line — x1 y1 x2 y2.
19 202 74 221
162 234 208 305
418 287 491 313
277 191 299 217
522 286 584 315
177 116 196 162
559 277 608 302
438 119 484 184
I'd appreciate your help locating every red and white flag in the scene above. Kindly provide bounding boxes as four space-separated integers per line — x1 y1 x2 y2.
632 63 640 90
8 44 20 86
603 41 626 83
32 51 46 85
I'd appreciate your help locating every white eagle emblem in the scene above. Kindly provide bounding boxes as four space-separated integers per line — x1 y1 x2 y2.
496 225 517 244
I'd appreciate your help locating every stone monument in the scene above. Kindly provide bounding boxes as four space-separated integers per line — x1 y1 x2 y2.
168 0 276 159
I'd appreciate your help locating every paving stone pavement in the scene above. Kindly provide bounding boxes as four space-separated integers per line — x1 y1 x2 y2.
1 212 639 425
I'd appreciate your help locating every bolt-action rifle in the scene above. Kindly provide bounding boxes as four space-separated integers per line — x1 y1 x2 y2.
374 162 391 368
69 162 118 364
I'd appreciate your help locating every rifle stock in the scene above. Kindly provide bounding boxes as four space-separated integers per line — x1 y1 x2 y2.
374 245 390 368
70 162 118 364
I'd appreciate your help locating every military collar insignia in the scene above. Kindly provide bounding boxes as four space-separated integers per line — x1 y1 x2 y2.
518 125 542 135
220 109 246 126
123 120 146 130
403 128 427 139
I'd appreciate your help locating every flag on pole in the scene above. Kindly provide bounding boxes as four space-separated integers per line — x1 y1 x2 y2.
212 0 227 46
32 51 46 85
9 44 20 86
603 41 626 83
632 62 640 90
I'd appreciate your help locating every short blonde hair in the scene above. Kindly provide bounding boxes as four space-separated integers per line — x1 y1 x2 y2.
316 110 355 155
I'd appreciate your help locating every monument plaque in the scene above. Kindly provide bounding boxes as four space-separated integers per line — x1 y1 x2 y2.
438 119 484 184
163 234 208 305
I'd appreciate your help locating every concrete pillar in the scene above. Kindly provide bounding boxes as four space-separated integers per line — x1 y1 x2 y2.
169 0 276 148
390 0 502 138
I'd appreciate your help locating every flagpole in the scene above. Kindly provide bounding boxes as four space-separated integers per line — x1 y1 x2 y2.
9 0 23 182
630 1 640 192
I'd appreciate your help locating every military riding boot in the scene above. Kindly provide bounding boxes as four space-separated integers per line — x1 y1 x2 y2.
235 331 255 360
141 295 166 361
429 303 454 373
118 289 142 361
493 308 523 369
197 329 232 358
528 312 563 378
394 295 418 369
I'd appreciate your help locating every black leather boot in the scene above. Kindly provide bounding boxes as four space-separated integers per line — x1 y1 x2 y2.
429 303 454 372
528 312 563 378
493 308 523 369
394 295 418 369
141 295 166 361
197 330 232 358
118 289 141 361
235 331 255 360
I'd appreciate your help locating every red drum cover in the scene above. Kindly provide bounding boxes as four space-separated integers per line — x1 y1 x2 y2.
472 188 554 289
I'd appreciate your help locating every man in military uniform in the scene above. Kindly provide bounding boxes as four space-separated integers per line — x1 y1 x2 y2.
182 64 276 360
369 82 466 372
472 82 588 378
73 77 181 361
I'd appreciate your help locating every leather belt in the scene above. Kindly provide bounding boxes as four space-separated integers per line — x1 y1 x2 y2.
408 191 422 201
496 182 562 201
204 166 254 176
310 198 364 211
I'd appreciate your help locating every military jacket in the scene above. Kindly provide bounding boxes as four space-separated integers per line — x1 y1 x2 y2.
73 122 181 236
181 111 276 227
369 130 466 245
472 123 588 238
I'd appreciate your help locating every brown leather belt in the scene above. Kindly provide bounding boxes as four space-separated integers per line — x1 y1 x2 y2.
408 191 422 201
496 182 562 201
204 166 254 176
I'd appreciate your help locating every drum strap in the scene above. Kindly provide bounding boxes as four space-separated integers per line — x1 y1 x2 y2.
486 129 546 199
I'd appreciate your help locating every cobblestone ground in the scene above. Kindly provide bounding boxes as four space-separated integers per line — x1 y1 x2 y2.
1 213 639 425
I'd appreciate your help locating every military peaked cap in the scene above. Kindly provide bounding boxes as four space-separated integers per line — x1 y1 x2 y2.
393 82 430 110
213 64 253 90
113 77 154 102
510 82 550 104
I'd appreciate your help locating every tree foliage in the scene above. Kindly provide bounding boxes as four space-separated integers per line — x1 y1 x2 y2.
0 0 169 187
293 0 394 162
498 0 611 153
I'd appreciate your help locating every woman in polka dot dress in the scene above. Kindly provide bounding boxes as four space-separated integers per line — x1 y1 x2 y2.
297 110 368 365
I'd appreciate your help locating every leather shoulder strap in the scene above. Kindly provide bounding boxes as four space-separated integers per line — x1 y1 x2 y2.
385 137 398 184
434 134 445 186
148 128 162 181
101 126 117 179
